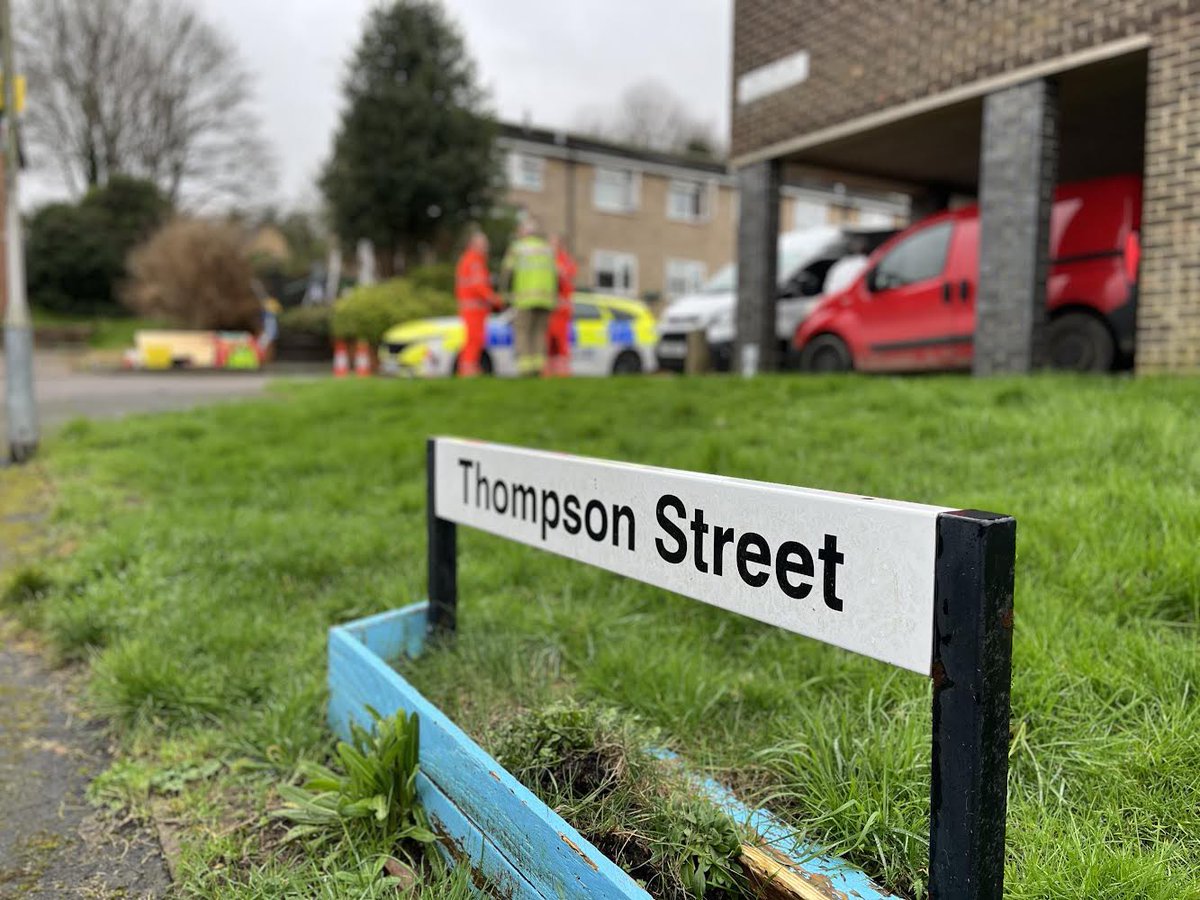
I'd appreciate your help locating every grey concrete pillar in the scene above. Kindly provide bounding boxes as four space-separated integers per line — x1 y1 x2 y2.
735 160 781 375
975 78 1058 375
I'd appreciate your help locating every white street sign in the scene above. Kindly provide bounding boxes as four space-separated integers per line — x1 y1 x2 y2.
737 50 810 105
434 438 950 674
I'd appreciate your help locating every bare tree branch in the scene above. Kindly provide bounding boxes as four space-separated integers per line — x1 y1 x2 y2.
574 80 723 158
19 0 275 209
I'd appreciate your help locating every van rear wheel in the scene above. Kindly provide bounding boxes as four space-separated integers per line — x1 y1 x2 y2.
799 335 853 373
1048 313 1114 372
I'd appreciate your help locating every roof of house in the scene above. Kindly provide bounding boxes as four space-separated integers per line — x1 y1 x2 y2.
496 121 909 210
497 121 729 176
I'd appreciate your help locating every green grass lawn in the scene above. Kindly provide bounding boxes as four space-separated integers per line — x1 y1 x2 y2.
3 374 1198 898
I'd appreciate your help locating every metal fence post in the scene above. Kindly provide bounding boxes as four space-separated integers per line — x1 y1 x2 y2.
427 438 457 633
930 510 1016 900
2 0 39 464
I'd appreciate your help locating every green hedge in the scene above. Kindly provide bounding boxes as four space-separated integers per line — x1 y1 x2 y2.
278 305 333 340
405 263 456 296
331 278 455 344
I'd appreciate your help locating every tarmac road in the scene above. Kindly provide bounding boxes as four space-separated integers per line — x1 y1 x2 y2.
0 351 318 447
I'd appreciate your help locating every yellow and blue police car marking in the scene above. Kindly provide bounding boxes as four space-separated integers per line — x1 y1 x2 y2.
485 321 638 350
607 319 635 345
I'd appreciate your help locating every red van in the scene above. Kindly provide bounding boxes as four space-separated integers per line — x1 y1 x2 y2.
793 174 1142 372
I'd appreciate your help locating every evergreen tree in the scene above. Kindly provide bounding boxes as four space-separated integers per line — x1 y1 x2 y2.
27 176 171 316
321 1 497 274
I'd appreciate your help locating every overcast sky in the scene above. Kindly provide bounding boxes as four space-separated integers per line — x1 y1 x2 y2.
168 0 732 208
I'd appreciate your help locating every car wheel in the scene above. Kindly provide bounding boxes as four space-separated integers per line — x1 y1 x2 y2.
612 350 643 375
799 335 853 373
1048 313 1114 372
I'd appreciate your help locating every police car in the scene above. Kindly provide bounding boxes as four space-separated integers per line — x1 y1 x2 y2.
378 294 659 377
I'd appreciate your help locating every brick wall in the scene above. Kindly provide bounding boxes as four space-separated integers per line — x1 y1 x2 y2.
732 1 1166 161
732 0 1200 371
1138 15 1200 371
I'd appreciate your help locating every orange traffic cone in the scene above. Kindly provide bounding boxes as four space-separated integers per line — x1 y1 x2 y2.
354 339 373 377
333 340 350 378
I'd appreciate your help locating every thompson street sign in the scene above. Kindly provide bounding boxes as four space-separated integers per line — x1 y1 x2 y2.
425 436 1016 900
434 437 950 674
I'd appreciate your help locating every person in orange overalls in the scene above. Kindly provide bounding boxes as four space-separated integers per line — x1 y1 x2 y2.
455 231 501 376
546 234 577 377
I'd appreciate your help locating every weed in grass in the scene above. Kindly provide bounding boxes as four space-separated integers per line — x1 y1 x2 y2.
494 702 749 900
90 638 228 729
0 566 54 605
185 853 480 900
494 701 634 798
272 709 437 856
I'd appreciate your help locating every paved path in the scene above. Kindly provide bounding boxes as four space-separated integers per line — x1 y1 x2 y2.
0 351 306 444
0 625 172 898
0 473 170 897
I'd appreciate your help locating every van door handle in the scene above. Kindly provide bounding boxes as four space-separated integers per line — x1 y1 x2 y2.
942 282 952 303
960 280 972 301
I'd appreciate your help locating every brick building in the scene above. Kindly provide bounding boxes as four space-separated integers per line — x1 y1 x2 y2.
497 123 906 304
730 1 1199 373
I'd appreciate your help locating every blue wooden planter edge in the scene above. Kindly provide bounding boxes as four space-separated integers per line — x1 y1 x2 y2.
328 602 894 899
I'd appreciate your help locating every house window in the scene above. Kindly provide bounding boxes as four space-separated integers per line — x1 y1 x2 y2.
665 259 706 299
507 152 544 192
667 179 710 222
792 198 829 229
593 167 638 213
593 250 638 295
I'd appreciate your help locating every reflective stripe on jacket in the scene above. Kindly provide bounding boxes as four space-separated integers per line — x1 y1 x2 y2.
505 237 557 309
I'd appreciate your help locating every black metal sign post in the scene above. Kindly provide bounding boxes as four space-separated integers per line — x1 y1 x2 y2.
427 438 458 633
930 510 1016 900
424 438 1016 897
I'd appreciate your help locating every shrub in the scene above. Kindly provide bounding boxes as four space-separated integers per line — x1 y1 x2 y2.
278 305 333 341
405 262 455 295
27 176 170 317
124 218 260 331
331 278 455 344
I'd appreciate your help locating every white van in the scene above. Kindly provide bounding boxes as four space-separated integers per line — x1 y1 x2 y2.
656 225 897 371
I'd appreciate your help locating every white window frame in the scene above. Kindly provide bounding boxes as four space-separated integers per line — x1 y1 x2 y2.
592 166 640 214
507 151 544 192
592 249 639 296
664 258 707 299
666 179 712 224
